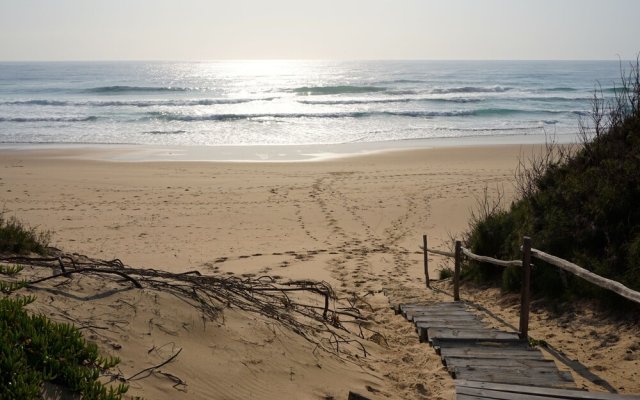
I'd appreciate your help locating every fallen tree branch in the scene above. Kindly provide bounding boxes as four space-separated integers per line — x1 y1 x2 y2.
27 267 142 288
5 249 371 359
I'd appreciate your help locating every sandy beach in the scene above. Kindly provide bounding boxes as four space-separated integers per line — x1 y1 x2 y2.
1 144 638 399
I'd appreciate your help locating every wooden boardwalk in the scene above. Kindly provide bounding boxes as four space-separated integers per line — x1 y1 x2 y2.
390 299 640 400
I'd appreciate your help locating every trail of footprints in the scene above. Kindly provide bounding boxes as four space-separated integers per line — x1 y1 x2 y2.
203 168 489 296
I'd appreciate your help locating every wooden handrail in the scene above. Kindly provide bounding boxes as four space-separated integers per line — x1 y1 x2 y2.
420 244 521 267
531 248 640 305
461 247 522 268
419 245 455 258
420 233 640 344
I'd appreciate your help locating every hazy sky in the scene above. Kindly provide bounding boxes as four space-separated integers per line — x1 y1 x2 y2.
1 0 639 61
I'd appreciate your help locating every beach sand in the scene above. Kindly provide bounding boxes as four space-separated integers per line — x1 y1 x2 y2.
1 144 638 399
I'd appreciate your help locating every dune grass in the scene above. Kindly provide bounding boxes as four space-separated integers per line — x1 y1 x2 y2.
0 210 51 255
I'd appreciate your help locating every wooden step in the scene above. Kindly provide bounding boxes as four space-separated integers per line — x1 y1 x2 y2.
416 321 488 342
433 337 528 353
452 365 575 388
428 328 520 343
444 356 556 370
413 314 480 323
455 379 640 399
441 345 546 360
405 309 475 321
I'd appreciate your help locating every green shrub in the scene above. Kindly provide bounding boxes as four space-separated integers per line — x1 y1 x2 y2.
0 269 127 399
439 267 454 280
465 59 640 304
0 211 51 255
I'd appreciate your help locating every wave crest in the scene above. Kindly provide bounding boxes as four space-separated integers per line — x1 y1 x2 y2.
84 85 189 94
430 86 511 94
0 116 98 122
297 97 482 105
149 107 590 122
1 98 272 107
289 85 387 95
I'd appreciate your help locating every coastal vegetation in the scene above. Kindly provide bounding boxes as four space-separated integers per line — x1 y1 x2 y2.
0 210 50 255
464 60 640 305
0 217 127 399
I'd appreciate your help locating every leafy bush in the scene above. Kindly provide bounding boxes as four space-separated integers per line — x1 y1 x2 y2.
0 210 51 255
465 59 640 302
439 267 454 280
0 269 127 399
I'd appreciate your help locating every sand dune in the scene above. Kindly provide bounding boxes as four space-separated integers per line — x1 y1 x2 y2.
1 145 637 399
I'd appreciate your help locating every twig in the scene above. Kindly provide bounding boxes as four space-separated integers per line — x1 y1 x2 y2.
127 348 183 381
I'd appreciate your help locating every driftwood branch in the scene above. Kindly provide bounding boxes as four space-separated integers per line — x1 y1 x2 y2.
461 247 522 268
531 248 640 305
28 267 142 288
2 250 370 358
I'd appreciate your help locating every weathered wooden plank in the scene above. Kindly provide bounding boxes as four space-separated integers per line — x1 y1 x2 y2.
416 322 488 342
455 380 640 400
401 303 467 317
428 328 520 342
417 321 485 330
455 374 573 389
404 310 473 320
433 338 529 353
444 357 556 369
456 395 487 400
405 309 475 321
453 366 575 388
401 303 467 312
406 311 474 320
407 313 475 323
414 317 481 328
413 313 479 321
441 346 545 360
457 386 567 400
406 309 473 317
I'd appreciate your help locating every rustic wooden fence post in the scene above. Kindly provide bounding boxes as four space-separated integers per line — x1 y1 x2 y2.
454 240 461 301
423 235 430 288
519 236 532 340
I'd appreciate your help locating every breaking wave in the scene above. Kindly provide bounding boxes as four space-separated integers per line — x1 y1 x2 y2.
148 108 581 122
0 116 98 122
289 85 387 95
84 85 190 94
1 98 272 107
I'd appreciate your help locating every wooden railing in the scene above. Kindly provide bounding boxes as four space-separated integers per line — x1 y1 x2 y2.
421 234 640 340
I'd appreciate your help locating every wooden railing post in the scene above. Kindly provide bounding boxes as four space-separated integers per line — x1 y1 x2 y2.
423 235 430 288
519 236 532 340
454 240 461 301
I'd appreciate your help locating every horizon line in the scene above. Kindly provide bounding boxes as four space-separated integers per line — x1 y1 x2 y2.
0 58 633 63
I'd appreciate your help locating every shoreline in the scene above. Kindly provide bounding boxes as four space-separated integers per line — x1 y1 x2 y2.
0 132 578 162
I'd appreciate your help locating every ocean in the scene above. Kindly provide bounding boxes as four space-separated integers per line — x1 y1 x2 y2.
0 60 626 148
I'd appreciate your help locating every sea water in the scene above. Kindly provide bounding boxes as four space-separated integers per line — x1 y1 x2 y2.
0 60 626 147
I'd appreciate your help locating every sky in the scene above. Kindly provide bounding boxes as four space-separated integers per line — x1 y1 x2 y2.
1 0 639 61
